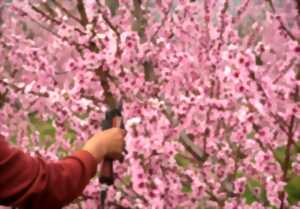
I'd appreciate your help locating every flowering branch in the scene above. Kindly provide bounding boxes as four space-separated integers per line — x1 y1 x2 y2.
265 0 297 41
150 1 173 42
76 0 89 26
279 86 298 209
30 3 61 25
52 0 82 25
0 79 49 98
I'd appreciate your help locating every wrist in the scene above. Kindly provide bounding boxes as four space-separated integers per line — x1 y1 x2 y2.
97 137 108 159
82 137 107 163
82 146 105 163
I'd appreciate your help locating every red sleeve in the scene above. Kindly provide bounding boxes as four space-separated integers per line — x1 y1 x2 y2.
0 136 98 209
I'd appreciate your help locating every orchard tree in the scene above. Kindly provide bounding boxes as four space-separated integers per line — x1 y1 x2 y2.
0 0 300 209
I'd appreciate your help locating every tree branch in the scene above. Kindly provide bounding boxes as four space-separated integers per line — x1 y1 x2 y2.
116 176 149 204
265 0 297 41
279 115 295 209
30 3 61 25
52 0 82 24
76 0 89 26
179 130 206 162
279 85 298 209
95 68 117 108
95 3 121 56
26 13 85 54
150 1 173 42
294 0 300 17
132 0 147 42
248 70 289 134
272 58 296 84
160 98 207 163
0 89 8 109
107 202 131 209
0 79 49 97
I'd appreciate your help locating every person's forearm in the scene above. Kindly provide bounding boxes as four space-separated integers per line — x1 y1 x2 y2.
0 128 125 209
0 137 97 209
25 150 98 209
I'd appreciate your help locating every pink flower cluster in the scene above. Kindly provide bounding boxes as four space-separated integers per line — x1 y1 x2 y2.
0 0 299 208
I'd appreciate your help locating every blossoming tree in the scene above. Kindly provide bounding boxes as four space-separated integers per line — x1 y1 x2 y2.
0 0 300 208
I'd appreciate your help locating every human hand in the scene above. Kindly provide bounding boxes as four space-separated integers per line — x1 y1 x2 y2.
82 128 126 163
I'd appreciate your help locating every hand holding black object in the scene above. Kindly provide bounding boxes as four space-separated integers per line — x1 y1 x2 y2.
100 103 125 185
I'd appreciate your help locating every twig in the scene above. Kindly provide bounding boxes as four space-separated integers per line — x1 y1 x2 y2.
159 97 207 163
30 3 61 25
96 4 121 56
248 70 289 134
150 1 173 42
52 0 82 24
116 176 149 204
179 130 206 162
265 0 296 41
27 14 85 54
272 58 296 84
0 79 49 97
217 0 229 47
